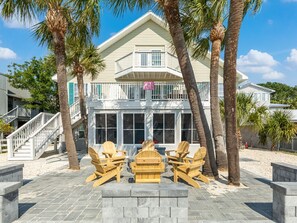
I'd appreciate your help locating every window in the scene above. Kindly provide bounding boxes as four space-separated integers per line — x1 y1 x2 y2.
218 83 224 99
95 114 117 144
123 114 145 144
181 114 199 144
140 53 148 67
153 114 175 144
152 50 161 66
74 83 88 101
262 93 266 101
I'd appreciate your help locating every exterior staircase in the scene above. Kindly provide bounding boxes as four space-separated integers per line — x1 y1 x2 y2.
7 100 82 160
0 107 19 124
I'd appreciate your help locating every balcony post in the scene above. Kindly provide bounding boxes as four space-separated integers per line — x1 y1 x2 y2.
164 52 168 68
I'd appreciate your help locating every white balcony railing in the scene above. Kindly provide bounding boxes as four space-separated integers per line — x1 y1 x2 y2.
115 52 181 75
90 82 210 101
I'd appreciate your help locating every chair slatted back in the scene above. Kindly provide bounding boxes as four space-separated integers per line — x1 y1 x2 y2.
102 141 117 157
176 141 190 156
193 147 207 162
141 140 155 151
88 147 106 174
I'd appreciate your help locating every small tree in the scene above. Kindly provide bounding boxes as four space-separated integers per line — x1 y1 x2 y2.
7 56 59 113
0 119 13 138
259 111 297 150
220 93 268 149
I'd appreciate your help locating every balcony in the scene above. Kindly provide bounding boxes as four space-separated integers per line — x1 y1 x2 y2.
115 52 182 80
90 82 210 102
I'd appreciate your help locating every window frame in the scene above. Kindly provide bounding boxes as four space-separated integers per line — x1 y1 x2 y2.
153 113 175 144
123 113 145 144
95 113 118 145
181 113 199 144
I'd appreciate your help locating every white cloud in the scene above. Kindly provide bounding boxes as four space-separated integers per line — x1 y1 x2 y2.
237 49 284 80
262 71 285 80
0 47 17 59
286 49 297 64
3 16 39 29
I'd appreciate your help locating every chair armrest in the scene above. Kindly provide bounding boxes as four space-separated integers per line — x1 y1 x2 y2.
102 151 112 158
116 150 127 155
165 150 176 155
168 160 185 165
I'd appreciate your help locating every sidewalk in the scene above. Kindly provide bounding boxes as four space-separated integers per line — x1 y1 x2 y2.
14 156 274 222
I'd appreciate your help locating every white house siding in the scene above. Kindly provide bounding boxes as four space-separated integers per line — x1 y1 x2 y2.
238 85 271 107
67 20 223 84
0 75 8 115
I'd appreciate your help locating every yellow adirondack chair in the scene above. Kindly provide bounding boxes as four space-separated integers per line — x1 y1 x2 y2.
140 140 156 152
102 141 126 159
86 147 125 187
166 141 190 162
130 150 165 183
169 147 209 188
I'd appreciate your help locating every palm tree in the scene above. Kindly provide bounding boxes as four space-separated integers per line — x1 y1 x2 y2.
66 39 105 148
223 0 262 185
181 0 228 171
1 0 101 170
109 0 219 178
220 93 268 150
259 111 297 151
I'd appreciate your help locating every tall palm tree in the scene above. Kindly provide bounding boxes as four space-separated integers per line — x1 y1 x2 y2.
223 0 262 185
66 39 105 148
181 0 228 171
1 0 101 170
108 0 219 177
259 111 297 151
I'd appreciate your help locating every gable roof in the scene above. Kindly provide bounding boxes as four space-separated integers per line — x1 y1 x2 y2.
97 11 248 82
238 82 275 93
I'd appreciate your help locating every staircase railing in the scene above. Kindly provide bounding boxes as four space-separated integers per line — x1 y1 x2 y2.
70 100 81 120
0 106 18 123
30 112 61 159
7 112 54 158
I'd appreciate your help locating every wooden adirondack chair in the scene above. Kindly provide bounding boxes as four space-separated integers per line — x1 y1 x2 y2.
169 147 209 188
102 141 126 160
86 147 125 187
166 141 190 162
140 140 156 152
130 150 165 183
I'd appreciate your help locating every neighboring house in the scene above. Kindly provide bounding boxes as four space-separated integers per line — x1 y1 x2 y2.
66 12 247 153
237 82 275 107
0 73 32 129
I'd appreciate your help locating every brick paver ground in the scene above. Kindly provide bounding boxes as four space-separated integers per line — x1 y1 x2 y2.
14 156 274 223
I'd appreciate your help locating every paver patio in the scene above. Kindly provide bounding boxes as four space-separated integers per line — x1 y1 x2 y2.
14 155 274 222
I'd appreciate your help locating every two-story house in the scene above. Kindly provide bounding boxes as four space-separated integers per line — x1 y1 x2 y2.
0 73 32 130
66 12 247 154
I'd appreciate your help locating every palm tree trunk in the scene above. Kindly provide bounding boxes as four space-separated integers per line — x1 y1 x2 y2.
237 129 242 151
76 71 88 150
52 31 80 170
210 30 228 171
223 0 244 185
162 0 218 178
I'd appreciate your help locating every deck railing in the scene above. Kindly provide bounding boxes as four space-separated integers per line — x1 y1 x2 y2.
90 82 210 101
115 51 181 74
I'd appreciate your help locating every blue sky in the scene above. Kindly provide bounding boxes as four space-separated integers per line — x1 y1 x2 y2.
0 1 297 86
